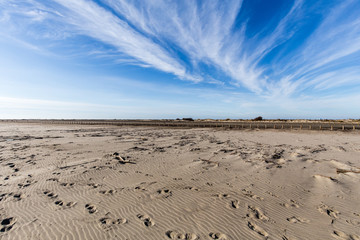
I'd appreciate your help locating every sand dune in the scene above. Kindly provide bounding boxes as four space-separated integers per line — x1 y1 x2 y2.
0 123 359 239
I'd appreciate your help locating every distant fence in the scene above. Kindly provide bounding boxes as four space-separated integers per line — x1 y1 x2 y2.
1 120 359 131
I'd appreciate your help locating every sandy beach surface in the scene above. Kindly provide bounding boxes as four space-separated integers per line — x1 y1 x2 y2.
0 123 359 240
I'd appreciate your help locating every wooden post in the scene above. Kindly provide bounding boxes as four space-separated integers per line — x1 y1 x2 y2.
331 125 333 131
342 125 344 130
319 125 322 130
281 125 284 129
250 124 252 129
300 125 302 130
309 125 311 130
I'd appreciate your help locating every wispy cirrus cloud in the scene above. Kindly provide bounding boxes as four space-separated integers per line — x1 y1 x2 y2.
1 0 360 101
269 0 360 97
53 0 198 81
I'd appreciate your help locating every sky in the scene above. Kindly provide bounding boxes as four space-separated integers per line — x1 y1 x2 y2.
0 0 359 119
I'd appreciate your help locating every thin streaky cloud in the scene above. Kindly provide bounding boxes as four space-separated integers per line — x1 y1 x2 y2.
52 0 197 81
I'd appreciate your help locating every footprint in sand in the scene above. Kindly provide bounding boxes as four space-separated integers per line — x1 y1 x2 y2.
280 199 300 208
0 193 7 202
60 182 74 187
0 193 24 202
333 230 360 240
215 193 229 199
242 189 264 200
137 214 155 227
43 190 58 199
46 178 59 182
318 204 339 219
231 200 240 209
85 204 97 214
99 217 127 229
156 189 172 198
247 221 268 238
55 200 76 208
13 193 23 201
265 191 278 198
166 230 198 240
18 180 34 189
247 206 269 221
99 189 116 195
287 216 309 223
0 217 16 233
209 232 228 240
346 218 360 226
25 160 36 165
6 163 15 168
134 186 146 191
88 183 101 189
184 186 199 191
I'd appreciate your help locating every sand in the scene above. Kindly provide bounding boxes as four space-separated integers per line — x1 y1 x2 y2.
0 123 359 240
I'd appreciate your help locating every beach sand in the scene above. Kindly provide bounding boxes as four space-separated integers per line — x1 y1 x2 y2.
0 123 359 239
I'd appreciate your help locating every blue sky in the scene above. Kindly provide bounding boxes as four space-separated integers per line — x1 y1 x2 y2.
0 0 359 119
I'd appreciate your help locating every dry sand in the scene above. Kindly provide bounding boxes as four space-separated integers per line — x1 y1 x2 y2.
0 123 359 240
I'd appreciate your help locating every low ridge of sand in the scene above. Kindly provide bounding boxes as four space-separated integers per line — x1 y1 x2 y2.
0 123 359 239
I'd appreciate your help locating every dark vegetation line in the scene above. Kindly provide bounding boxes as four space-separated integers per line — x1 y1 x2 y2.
0 119 359 131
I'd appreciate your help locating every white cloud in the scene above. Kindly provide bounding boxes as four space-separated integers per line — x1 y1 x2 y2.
52 0 197 81
271 0 360 97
